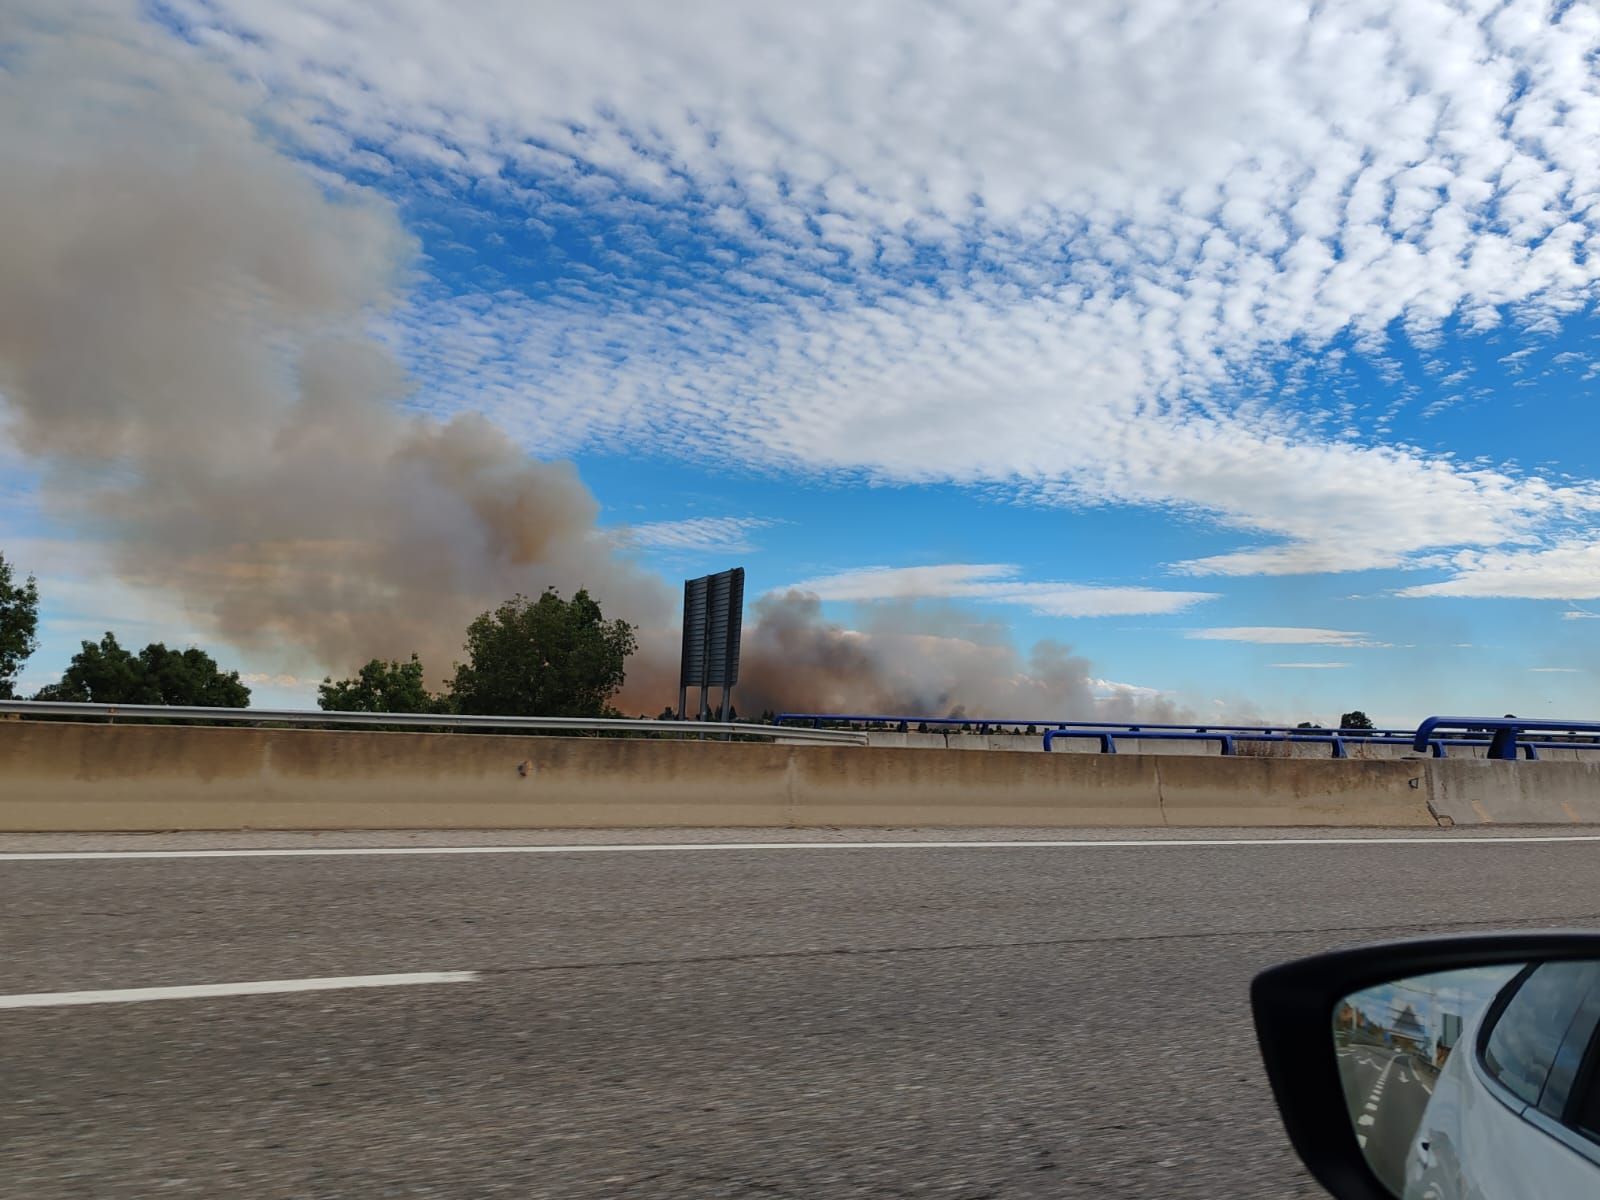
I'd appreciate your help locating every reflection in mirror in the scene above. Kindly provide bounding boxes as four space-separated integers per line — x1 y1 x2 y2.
1333 965 1523 1198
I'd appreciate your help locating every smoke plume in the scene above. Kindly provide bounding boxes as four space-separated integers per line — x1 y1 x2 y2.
727 592 1188 722
0 3 1180 725
0 2 674 682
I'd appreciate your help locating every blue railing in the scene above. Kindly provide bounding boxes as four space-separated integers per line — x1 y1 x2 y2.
776 712 1600 760
1413 717 1600 761
774 713 1416 737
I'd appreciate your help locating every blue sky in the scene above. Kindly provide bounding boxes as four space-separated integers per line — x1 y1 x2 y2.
3 0 1600 723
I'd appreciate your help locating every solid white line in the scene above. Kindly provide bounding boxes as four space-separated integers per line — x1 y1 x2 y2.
3 833 1600 861
0 972 478 1010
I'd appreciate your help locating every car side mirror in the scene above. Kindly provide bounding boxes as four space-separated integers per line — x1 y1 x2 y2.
1251 932 1600 1199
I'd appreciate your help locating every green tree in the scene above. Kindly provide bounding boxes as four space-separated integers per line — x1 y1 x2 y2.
1338 710 1375 731
319 655 445 713
0 551 40 699
448 588 637 717
35 633 250 706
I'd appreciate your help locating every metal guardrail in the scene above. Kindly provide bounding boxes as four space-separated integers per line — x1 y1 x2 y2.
0 700 871 745
776 711 1600 760
775 713 1418 738
1413 716 1600 761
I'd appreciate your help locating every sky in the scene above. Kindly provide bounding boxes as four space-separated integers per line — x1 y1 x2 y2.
2 0 1600 724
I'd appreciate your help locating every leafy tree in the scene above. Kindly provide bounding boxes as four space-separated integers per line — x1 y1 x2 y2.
0 551 39 699
34 632 250 706
319 655 445 713
1338 710 1375 731
138 644 252 707
1296 721 1318 730
448 588 638 717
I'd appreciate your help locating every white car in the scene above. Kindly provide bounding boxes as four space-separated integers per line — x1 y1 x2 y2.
1404 961 1600 1200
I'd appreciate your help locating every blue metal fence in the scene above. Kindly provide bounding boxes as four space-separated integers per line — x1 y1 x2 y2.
775 712 1600 760
1413 716 1600 761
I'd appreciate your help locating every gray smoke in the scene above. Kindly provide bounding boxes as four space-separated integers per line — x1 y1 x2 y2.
1 3 1181 725
0 2 674 681
726 592 1188 722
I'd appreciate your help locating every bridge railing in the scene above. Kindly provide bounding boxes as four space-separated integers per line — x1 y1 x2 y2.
774 713 1417 737
0 700 871 745
1412 716 1600 761
774 711 1600 760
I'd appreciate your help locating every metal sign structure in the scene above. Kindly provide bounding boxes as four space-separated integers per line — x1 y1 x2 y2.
679 567 745 720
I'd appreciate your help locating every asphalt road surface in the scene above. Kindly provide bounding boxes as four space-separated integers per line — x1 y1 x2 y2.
1337 1045 1436 1194
6 827 1600 1199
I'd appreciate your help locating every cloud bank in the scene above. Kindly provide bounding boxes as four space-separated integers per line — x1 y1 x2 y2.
161 0 1600 590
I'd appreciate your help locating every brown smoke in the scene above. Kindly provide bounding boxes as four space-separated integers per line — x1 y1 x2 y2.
0 3 673 683
720 592 1189 723
0 3 1179 725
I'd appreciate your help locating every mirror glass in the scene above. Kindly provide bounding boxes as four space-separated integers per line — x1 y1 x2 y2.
1333 960 1600 1197
1334 965 1523 1196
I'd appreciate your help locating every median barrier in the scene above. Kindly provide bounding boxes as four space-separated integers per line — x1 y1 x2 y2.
1153 756 1436 826
1424 759 1600 825
0 721 794 831
0 720 1466 831
787 745 1166 826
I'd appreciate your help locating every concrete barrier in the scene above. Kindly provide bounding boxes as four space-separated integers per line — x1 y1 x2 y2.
1425 759 1600 825
1155 756 1435 826
0 720 1455 831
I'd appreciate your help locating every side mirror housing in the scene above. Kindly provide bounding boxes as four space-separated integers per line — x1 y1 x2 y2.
1252 932 1600 1199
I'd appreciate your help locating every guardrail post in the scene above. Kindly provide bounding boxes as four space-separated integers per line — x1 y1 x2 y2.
1488 727 1519 761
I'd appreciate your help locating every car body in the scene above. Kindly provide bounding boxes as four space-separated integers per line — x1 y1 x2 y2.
1404 962 1600 1200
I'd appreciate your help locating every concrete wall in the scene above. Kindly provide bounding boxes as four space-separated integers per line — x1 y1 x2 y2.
0 720 1453 831
1424 759 1600 825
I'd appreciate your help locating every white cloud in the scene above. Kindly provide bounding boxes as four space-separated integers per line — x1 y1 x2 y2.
1564 609 1600 620
1187 627 1381 646
1529 667 1580 673
1397 542 1600 600
84 1 1600 578
786 563 1215 617
1270 662 1349 669
609 516 772 556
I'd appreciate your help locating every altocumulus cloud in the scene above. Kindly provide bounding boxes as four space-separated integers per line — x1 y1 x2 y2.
162 0 1600 591
788 564 1215 618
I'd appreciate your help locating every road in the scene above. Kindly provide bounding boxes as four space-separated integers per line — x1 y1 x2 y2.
1337 1045 1436 1193
5 826 1600 1199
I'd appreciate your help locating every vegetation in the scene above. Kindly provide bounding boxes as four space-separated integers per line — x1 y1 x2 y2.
0 550 39 699
34 633 250 706
318 655 446 714
1338 710 1375 731
448 588 637 717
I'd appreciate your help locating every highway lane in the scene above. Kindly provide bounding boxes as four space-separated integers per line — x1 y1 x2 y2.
5 827 1600 1199
1338 1046 1435 1194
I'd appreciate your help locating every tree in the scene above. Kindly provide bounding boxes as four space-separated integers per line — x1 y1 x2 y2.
138 643 252 707
448 588 638 717
1339 710 1375 731
0 551 39 699
34 632 250 706
319 655 444 713
1296 721 1318 730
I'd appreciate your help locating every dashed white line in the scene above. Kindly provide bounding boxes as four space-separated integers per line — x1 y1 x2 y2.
5 833 1600 862
0 972 478 1009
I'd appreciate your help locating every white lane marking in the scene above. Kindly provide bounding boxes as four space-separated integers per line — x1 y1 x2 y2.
1358 1115 1376 1127
0 972 477 1010
5 833 1600 861
1357 1135 1368 1148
